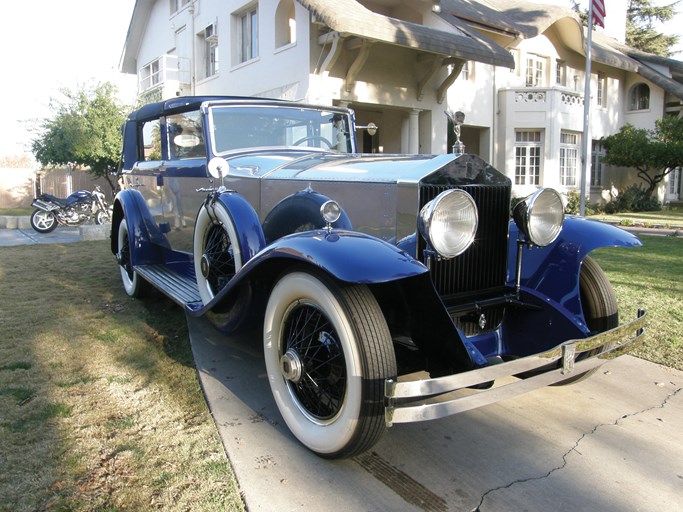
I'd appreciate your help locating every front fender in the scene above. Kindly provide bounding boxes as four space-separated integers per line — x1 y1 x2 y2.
187 229 428 316
507 216 642 318
206 191 266 264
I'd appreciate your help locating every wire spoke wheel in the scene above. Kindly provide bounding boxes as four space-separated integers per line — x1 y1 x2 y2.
204 223 236 294
264 271 396 458
282 302 346 420
194 201 243 305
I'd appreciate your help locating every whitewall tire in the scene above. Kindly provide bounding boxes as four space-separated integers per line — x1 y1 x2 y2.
118 219 144 298
263 271 396 458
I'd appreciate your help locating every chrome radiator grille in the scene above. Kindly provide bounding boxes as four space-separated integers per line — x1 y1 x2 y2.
418 183 511 298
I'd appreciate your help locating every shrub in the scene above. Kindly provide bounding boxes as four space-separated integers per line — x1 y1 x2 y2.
604 184 661 213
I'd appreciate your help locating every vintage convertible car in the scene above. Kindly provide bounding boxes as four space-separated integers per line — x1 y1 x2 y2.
112 96 646 458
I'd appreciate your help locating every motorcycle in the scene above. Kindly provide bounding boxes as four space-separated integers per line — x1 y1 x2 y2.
30 185 112 233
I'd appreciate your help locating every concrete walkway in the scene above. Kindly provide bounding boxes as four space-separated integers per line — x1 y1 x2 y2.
187 314 683 512
0 225 109 246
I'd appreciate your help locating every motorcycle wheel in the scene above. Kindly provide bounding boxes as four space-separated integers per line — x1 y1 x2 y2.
30 210 58 233
95 209 111 225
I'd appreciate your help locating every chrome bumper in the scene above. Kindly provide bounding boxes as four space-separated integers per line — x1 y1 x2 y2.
385 309 647 425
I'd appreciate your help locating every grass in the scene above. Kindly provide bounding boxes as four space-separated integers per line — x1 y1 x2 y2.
0 208 33 216
590 235 683 371
589 207 683 229
0 241 244 512
0 233 680 510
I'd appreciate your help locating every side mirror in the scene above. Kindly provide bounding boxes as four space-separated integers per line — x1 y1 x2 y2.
356 122 378 137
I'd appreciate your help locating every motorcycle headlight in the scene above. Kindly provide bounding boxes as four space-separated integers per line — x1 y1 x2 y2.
513 188 564 247
419 189 478 259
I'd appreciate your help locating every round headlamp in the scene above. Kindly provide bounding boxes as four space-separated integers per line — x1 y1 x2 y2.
513 188 564 247
419 189 478 259
320 200 342 225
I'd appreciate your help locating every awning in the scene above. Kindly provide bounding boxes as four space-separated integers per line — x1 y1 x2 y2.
296 0 514 68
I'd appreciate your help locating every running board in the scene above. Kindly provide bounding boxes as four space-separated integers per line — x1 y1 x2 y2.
135 264 202 307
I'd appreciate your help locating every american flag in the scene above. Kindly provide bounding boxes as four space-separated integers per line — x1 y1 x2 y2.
592 0 606 28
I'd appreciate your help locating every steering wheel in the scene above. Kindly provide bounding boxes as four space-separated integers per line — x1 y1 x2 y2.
293 135 334 148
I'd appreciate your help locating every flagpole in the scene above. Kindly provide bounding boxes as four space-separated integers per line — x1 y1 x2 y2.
580 2 595 217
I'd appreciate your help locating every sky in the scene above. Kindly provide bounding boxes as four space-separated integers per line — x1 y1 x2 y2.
1 0 681 160
1 0 136 159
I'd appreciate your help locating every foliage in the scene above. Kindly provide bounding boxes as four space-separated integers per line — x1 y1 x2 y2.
601 117 683 197
626 0 680 57
604 184 662 213
571 0 679 57
565 190 596 215
31 83 127 194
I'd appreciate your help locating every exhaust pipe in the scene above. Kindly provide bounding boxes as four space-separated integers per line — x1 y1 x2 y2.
31 199 60 211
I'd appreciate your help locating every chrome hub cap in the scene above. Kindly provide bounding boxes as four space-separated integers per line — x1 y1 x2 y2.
280 348 304 383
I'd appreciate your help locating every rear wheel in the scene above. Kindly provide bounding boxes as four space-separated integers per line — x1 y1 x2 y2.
30 210 57 233
193 203 243 305
554 255 618 386
263 271 396 458
117 219 145 298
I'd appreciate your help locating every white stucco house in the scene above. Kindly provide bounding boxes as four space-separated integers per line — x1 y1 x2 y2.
120 0 683 204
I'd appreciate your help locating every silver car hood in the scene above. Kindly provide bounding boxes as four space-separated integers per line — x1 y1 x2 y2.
223 150 460 184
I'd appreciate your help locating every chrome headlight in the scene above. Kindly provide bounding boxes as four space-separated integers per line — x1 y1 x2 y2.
419 190 478 259
513 188 564 247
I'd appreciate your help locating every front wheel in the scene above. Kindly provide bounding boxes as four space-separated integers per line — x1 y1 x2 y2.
30 209 57 233
193 202 243 305
263 271 396 458
553 255 618 386
95 209 111 225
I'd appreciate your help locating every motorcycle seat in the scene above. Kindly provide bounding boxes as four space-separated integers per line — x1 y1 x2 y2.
40 194 68 205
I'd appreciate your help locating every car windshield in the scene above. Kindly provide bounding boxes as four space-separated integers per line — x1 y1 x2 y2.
208 105 353 154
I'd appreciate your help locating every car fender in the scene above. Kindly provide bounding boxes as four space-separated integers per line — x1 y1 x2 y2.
187 229 429 317
203 191 267 264
111 189 169 265
507 216 642 319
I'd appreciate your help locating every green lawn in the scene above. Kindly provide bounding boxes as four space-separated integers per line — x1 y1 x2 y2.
589 207 683 229
590 234 683 370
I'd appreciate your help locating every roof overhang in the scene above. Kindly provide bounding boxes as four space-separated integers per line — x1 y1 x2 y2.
120 0 154 74
296 0 513 67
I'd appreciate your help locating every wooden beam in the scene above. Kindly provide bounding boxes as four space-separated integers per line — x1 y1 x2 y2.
346 40 373 92
417 55 443 101
437 60 465 104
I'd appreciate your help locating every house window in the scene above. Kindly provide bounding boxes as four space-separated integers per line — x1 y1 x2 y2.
525 55 546 87
560 131 580 187
515 130 542 186
275 0 296 48
629 83 650 111
198 24 219 80
669 168 681 196
139 58 161 91
460 61 474 80
236 5 259 63
591 141 605 187
169 0 190 15
597 73 606 107
555 60 566 86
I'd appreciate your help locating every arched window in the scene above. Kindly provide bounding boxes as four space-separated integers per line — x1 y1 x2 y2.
275 0 296 48
629 83 650 111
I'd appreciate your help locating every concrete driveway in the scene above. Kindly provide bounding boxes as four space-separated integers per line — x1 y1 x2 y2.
187 315 682 512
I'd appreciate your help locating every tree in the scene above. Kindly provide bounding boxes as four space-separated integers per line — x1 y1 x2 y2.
570 0 679 57
626 0 680 56
32 82 127 193
601 116 683 196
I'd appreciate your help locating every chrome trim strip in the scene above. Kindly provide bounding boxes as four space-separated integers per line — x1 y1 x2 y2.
385 309 646 425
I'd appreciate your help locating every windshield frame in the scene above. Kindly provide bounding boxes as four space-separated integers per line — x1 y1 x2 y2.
205 103 356 156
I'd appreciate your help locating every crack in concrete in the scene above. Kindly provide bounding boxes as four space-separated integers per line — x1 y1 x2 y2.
471 386 682 512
